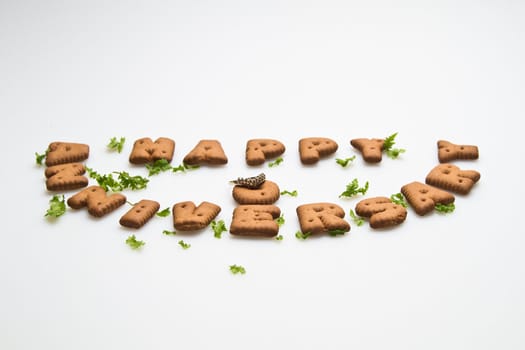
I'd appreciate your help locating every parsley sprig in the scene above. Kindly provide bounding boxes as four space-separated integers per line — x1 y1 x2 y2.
390 193 408 208
295 231 312 240
349 209 364 226
211 220 227 239
280 190 298 197
126 235 145 250
275 215 285 226
146 159 199 176
339 178 369 198
178 240 191 249
35 149 49 166
229 265 246 274
435 203 455 213
107 137 125 153
268 157 283 167
335 156 356 167
383 132 406 159
45 195 66 218
86 167 149 192
156 208 171 217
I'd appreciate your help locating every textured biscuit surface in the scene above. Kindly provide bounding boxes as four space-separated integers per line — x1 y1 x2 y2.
350 138 385 163
45 142 89 166
400 181 455 216
129 137 175 164
230 205 281 237
183 140 228 165
45 163 88 191
119 199 160 229
67 186 126 217
355 197 407 228
425 163 480 195
232 180 280 204
437 140 479 163
296 203 350 235
245 139 285 166
173 201 221 231
298 138 338 164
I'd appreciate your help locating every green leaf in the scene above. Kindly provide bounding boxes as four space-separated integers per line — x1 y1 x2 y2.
126 235 145 250
435 203 455 213
35 149 48 166
349 209 365 226
275 235 284 241
146 159 172 176
115 171 149 190
211 220 227 239
275 215 285 226
383 132 405 159
107 137 125 153
268 157 283 167
172 163 200 173
295 231 311 240
280 190 298 197
335 156 356 167
328 229 346 236
390 193 408 208
45 195 66 218
178 240 191 249
156 208 171 217
162 230 177 236
229 264 246 274
383 132 398 151
339 178 369 198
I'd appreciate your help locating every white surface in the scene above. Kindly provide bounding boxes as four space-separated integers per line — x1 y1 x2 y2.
1 1 524 349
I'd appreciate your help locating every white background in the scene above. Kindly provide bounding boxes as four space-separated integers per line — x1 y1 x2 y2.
1 1 524 349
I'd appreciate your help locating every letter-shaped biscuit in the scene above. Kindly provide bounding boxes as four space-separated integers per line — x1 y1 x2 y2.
350 138 385 163
437 140 479 163
129 137 175 164
245 139 285 166
425 164 480 195
45 142 89 166
172 201 221 231
67 186 126 217
400 181 455 216
230 205 281 237
45 163 88 191
355 197 407 228
119 199 160 229
296 203 350 235
183 140 228 165
232 180 280 205
298 138 338 165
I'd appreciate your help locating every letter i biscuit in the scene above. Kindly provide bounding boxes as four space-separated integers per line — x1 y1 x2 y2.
119 199 160 229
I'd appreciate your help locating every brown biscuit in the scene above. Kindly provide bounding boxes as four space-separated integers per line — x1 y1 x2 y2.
119 199 160 229
183 140 228 165
350 138 385 163
67 186 126 217
129 137 175 164
296 203 350 235
355 197 407 229
173 201 221 231
298 138 338 165
45 142 89 166
245 139 286 166
400 181 455 216
437 140 479 163
230 205 281 237
232 180 280 204
425 163 480 195
45 163 88 191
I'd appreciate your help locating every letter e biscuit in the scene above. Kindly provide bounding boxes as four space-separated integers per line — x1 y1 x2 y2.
355 197 407 228
119 199 160 229
230 205 281 237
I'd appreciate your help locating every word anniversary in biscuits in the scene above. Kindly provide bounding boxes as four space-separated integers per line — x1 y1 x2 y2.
36 135 480 249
